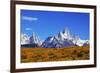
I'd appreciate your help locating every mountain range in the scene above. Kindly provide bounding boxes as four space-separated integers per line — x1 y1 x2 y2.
21 28 89 48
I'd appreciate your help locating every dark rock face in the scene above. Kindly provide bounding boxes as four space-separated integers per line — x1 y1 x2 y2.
21 28 89 48
21 44 40 48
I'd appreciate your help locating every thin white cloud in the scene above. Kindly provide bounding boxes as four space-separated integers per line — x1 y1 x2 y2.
25 28 32 30
22 16 38 21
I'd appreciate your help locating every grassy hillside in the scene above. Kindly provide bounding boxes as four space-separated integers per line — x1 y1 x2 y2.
21 46 89 63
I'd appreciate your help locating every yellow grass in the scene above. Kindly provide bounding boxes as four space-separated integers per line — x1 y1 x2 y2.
21 46 89 63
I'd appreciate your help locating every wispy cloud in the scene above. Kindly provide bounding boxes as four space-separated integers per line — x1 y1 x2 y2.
25 28 32 30
22 16 38 21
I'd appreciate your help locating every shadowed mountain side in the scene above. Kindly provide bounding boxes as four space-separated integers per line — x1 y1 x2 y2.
21 28 89 48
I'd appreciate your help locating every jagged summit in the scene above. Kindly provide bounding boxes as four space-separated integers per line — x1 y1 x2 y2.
29 32 42 46
63 27 70 35
41 28 89 48
21 28 89 48
21 33 29 45
21 32 42 47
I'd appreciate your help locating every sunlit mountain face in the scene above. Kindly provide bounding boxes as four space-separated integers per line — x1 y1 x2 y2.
21 28 89 48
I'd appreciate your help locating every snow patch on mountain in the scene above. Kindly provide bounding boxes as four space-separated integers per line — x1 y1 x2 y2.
29 32 42 46
41 28 89 48
21 33 29 45
21 32 42 46
21 28 89 48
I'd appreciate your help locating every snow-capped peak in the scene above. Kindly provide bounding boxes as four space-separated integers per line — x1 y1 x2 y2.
29 32 42 46
58 32 66 40
63 28 70 37
21 27 89 48
41 28 89 48
57 28 72 40
21 33 29 45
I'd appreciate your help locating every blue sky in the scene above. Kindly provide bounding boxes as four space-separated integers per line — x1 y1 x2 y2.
21 9 90 40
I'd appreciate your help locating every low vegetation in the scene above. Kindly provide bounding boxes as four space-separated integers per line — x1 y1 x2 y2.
21 46 89 63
